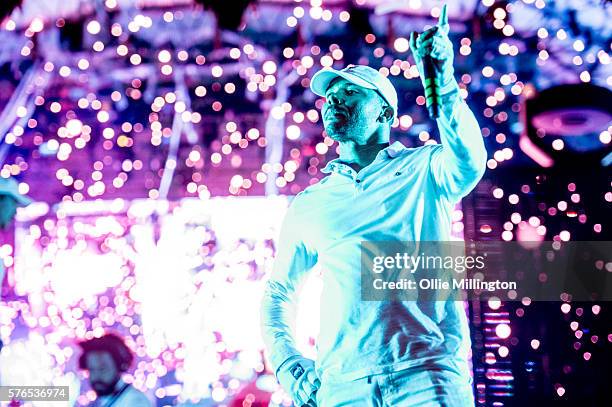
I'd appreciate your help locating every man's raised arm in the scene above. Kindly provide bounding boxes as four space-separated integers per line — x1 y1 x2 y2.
410 5 487 201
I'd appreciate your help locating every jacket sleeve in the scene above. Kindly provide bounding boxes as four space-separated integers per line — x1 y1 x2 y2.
429 81 487 202
260 196 318 375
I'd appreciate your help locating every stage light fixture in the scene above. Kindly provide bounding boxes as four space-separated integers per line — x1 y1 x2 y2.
520 83 612 168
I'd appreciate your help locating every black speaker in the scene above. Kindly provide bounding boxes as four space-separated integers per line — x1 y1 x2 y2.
0 0 23 22
195 0 254 31
60 19 85 52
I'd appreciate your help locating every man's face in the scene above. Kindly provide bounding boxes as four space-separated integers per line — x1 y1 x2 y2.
321 78 388 143
0 196 17 229
86 351 120 396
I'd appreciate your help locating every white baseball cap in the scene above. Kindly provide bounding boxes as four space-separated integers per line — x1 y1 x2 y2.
310 65 398 118
0 177 32 207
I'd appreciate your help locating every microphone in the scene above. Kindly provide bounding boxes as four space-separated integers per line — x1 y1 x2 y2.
422 55 440 119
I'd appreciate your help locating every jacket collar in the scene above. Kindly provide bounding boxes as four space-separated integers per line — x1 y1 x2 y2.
321 141 407 174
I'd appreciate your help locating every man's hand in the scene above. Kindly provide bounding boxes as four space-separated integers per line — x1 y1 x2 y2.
276 355 320 406
409 4 456 93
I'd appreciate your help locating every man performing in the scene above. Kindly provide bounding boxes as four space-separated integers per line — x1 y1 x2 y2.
78 333 152 406
261 5 486 407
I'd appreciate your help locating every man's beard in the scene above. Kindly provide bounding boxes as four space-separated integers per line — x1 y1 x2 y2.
327 126 349 141
91 377 120 396
326 116 369 143
324 114 355 141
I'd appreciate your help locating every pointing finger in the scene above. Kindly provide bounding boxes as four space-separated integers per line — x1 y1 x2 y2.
438 4 448 27
438 4 449 33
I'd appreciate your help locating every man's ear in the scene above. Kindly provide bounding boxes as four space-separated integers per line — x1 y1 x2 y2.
379 106 394 123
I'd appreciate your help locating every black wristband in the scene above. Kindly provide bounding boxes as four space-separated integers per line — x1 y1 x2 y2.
290 363 305 379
